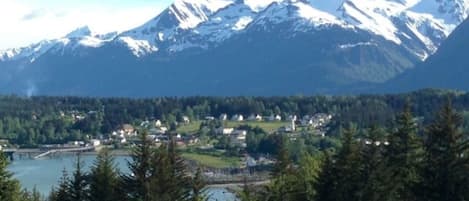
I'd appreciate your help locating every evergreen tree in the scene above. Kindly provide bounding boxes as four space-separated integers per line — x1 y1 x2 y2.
271 135 291 177
382 105 422 201
20 187 43 201
122 131 154 201
421 101 469 201
290 153 322 201
49 169 71 201
357 126 386 201
68 154 89 201
264 136 295 201
149 143 172 201
89 149 119 201
315 150 336 201
338 126 362 201
0 153 21 201
166 136 192 201
329 125 362 201
190 168 206 201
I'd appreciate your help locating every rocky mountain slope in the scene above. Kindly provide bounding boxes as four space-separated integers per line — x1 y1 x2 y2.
385 17 469 92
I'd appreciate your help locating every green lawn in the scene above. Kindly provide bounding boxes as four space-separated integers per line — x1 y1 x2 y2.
177 121 202 134
224 121 288 132
181 152 241 168
177 120 288 134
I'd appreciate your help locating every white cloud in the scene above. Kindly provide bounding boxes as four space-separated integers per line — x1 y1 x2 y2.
0 0 170 49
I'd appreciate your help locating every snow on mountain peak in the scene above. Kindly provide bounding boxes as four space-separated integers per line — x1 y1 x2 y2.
114 0 469 58
243 0 283 12
411 0 469 24
339 0 403 44
0 25 119 62
170 0 235 29
66 26 93 38
294 1 345 26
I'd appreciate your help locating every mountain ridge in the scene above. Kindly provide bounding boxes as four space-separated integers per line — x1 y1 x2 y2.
0 0 468 96
383 17 469 92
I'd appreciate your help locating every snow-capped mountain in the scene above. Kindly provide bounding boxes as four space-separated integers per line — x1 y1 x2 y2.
2 0 466 60
112 0 467 58
0 0 468 96
0 26 117 62
384 17 469 92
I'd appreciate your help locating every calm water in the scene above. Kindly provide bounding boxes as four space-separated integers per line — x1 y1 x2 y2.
7 154 237 201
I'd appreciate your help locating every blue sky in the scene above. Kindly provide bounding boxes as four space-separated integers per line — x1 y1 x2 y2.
0 0 174 49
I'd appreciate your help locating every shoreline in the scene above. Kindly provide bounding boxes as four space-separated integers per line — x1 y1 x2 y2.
12 148 131 157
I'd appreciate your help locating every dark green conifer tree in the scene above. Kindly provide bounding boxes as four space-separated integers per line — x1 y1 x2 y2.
190 168 206 201
264 136 296 201
0 153 22 201
121 131 154 201
357 126 386 201
339 126 362 201
315 150 336 201
383 105 422 201
421 101 469 201
89 149 119 201
330 125 362 201
166 136 192 201
290 153 322 201
68 154 89 201
49 169 71 201
149 143 172 201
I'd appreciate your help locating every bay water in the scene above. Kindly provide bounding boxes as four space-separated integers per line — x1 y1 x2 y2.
7 154 237 201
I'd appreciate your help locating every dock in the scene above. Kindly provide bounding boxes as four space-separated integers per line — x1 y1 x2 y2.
2 146 96 160
33 146 96 159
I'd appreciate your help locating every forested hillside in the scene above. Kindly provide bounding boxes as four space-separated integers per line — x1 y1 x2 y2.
1 89 469 146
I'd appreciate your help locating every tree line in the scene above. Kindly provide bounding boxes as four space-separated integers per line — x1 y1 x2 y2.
1 89 469 146
240 101 469 201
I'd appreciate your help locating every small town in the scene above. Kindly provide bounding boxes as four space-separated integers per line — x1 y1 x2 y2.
2 111 333 170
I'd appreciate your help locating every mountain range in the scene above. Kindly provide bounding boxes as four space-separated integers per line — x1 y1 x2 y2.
1 0 468 97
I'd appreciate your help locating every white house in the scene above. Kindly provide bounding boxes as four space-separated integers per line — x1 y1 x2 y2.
231 114 244 121
247 114 262 121
219 114 228 121
159 127 169 133
255 114 263 121
119 137 127 144
268 114 282 121
221 128 235 135
89 139 101 146
155 120 162 127
182 116 190 124
275 115 282 121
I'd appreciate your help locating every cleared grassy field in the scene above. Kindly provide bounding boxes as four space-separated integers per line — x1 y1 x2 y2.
181 152 241 168
224 121 288 132
177 120 288 133
177 121 202 133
